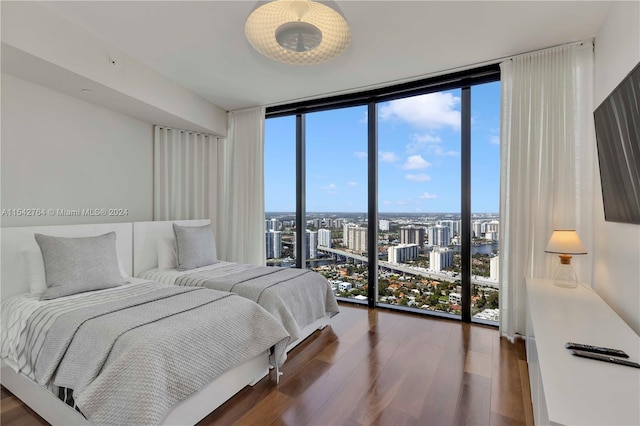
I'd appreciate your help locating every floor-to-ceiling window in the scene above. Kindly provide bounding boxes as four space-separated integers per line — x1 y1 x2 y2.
264 65 500 323
377 90 462 317
305 107 369 301
264 116 296 267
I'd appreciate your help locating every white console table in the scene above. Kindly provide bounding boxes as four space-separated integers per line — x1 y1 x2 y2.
525 277 640 426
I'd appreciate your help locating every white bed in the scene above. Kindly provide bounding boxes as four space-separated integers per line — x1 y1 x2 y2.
0 223 278 426
133 220 338 352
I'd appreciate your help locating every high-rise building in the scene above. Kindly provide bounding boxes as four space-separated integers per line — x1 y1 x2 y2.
265 230 282 259
400 226 425 246
438 220 460 236
472 221 484 238
430 247 453 271
318 228 332 247
379 219 390 231
343 223 356 247
388 244 419 263
306 230 318 259
265 218 281 231
428 225 450 247
347 226 367 253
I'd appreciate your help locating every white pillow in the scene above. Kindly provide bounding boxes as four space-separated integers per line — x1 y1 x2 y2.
35 232 125 300
173 224 217 271
24 240 129 296
157 237 177 269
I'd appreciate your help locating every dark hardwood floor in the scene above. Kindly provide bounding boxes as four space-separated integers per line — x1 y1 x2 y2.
1 303 533 426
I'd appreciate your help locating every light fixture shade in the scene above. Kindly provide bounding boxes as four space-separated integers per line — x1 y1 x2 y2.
245 0 350 65
544 230 587 255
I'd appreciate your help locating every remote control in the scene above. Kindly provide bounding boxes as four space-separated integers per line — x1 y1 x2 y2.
570 349 640 368
565 342 629 358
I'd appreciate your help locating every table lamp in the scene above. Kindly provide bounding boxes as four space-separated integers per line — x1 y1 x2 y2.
544 230 587 288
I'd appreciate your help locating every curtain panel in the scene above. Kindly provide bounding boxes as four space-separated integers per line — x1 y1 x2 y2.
153 126 217 221
220 107 266 265
499 42 594 339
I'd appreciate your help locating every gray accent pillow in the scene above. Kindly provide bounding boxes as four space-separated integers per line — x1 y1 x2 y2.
35 232 126 300
173 223 217 271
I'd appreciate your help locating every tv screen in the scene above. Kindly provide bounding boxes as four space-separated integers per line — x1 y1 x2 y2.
594 61 640 224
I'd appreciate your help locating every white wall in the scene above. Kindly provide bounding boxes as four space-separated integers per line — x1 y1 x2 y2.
1 2 227 136
592 1 640 334
1 74 153 226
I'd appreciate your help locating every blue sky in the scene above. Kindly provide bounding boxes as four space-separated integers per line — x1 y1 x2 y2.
265 81 500 213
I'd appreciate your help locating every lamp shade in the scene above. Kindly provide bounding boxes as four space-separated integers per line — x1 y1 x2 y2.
544 230 587 255
245 0 350 65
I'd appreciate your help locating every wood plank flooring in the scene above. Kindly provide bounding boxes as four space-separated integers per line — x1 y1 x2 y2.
1 303 533 426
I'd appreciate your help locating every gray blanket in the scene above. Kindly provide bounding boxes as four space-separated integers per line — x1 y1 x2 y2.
32 285 289 426
174 264 340 343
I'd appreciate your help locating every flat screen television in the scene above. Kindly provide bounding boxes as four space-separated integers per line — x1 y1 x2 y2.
594 61 640 224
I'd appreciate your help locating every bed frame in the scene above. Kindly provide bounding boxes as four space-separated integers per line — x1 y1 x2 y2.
132 220 331 352
0 223 270 426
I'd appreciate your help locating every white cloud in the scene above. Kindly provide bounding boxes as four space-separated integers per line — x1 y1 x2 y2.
406 132 442 153
379 92 461 130
347 181 358 186
383 200 392 205
359 111 368 124
419 192 437 199
405 173 431 182
402 155 431 170
354 151 367 159
322 183 337 191
396 200 410 205
379 151 399 163
428 145 458 157
490 135 500 145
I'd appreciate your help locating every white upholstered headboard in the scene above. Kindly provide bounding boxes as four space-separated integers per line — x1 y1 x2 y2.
132 220 210 277
0 223 133 298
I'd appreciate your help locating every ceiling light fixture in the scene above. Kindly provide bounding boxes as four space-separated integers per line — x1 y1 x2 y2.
245 0 350 66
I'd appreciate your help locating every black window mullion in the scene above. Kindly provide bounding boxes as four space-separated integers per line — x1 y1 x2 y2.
461 87 472 322
367 102 378 309
295 114 306 268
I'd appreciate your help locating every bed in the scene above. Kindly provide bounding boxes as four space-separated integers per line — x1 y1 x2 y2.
133 220 340 352
0 223 289 426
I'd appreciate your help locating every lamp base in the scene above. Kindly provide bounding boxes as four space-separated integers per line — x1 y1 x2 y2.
552 263 579 288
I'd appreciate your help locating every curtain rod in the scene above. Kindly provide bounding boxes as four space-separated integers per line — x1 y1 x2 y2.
253 38 594 112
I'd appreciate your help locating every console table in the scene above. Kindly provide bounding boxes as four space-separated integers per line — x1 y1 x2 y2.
525 277 640 425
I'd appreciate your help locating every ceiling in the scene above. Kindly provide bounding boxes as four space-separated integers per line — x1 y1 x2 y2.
41 1 612 111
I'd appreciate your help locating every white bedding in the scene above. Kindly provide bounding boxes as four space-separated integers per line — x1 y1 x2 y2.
0 278 162 377
140 261 249 285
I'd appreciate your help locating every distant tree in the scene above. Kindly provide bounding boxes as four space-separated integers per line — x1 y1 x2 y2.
486 291 499 309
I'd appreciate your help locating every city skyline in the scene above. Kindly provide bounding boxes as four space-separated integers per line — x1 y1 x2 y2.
265 81 501 214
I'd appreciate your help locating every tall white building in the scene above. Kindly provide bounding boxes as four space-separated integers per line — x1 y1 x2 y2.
428 225 450 247
438 220 460 236
265 218 281 232
400 226 425 246
388 244 419 263
347 227 367 253
306 230 318 259
343 223 355 247
265 230 282 259
472 221 484 238
379 219 390 231
430 247 453 271
318 228 332 248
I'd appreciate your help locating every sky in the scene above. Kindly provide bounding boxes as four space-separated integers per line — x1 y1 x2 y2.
265 81 500 214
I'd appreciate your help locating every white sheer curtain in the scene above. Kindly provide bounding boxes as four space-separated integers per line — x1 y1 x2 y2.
153 126 218 221
217 107 266 265
499 42 594 339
